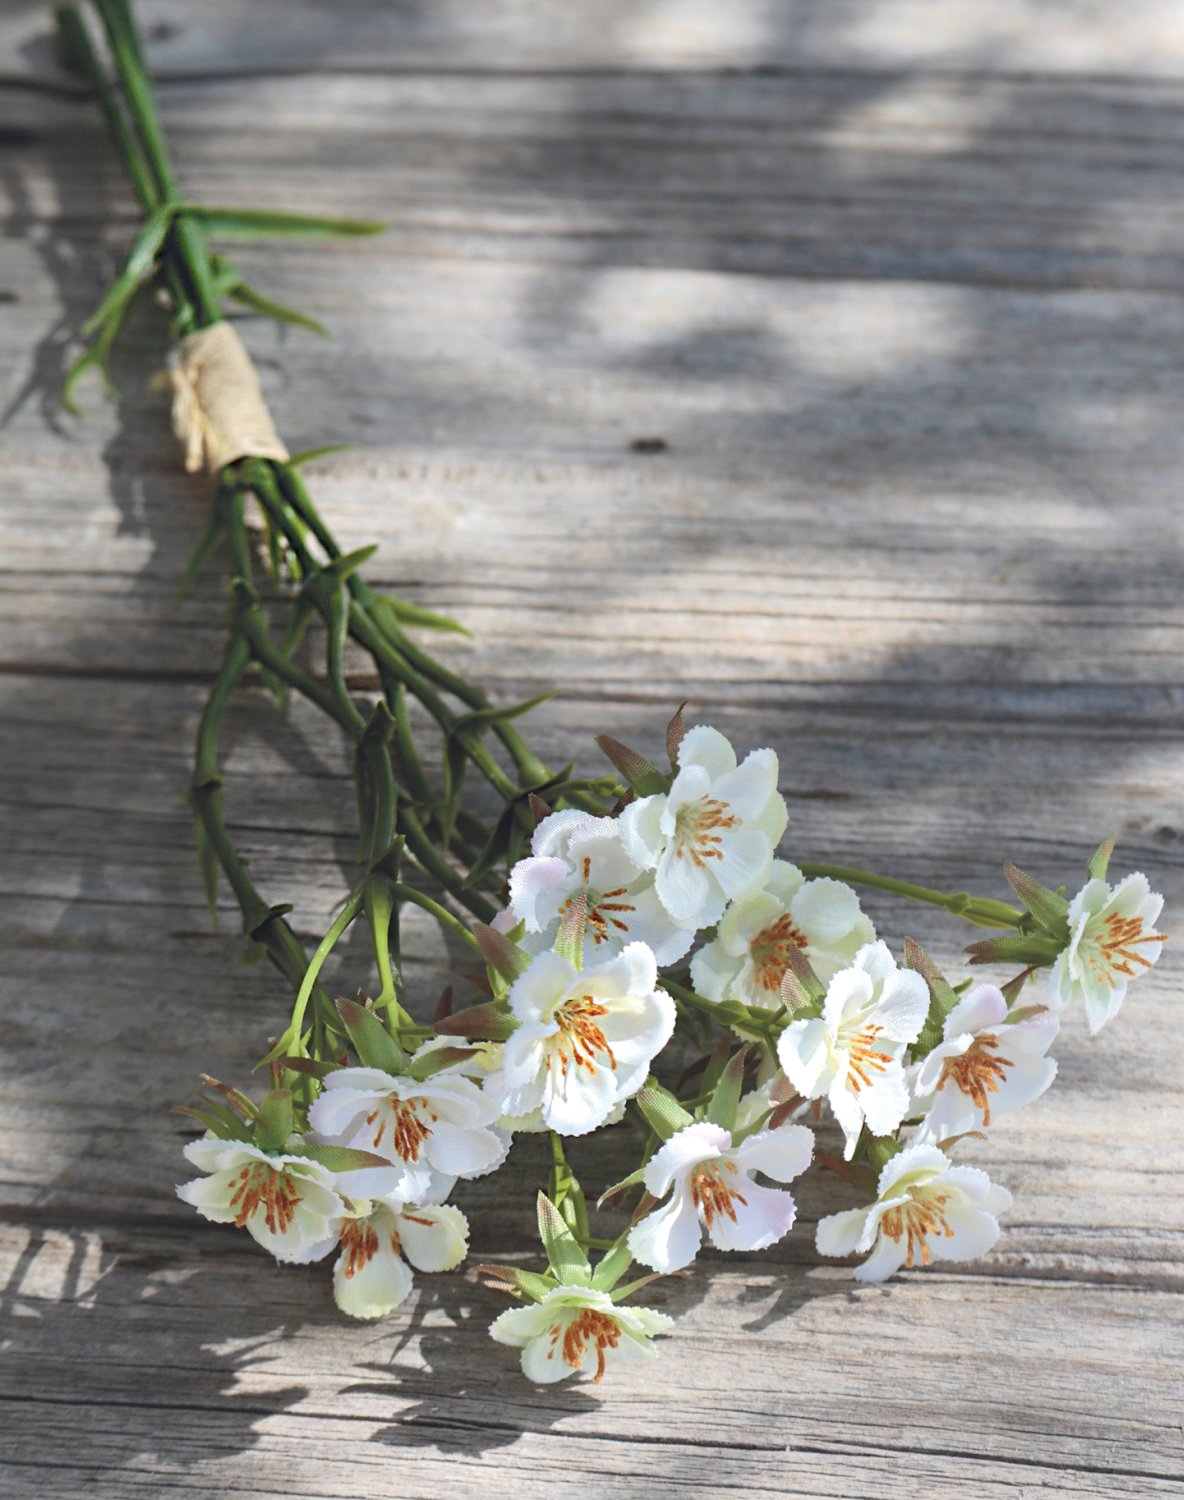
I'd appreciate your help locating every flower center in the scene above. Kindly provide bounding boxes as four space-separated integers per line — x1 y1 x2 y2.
551 1308 622 1382
690 1159 747 1228
339 1216 386 1277
750 912 809 994
560 857 637 946
229 1162 302 1235
548 994 615 1079
367 1098 437 1161
673 796 738 869
879 1189 955 1267
842 1024 894 1092
938 1035 1012 1126
1086 910 1168 983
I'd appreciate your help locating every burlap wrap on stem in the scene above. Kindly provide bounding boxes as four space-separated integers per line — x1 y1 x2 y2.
161 321 289 474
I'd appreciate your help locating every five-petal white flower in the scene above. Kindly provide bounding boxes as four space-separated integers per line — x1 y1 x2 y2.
627 1118 814 1273
816 1142 1012 1282
692 860 875 1008
505 810 696 966
307 1066 507 1203
176 1138 344 1263
489 1285 673 1384
1048 872 1167 1034
620 725 788 930
776 941 929 1160
332 1198 469 1320
912 984 1058 1143
485 943 675 1136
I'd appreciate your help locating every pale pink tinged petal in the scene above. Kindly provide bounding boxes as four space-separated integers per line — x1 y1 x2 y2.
425 1122 506 1179
713 827 774 901
708 1178 797 1253
642 1121 731 1198
176 1169 241 1223
854 1065 911 1140
508 856 570 931
571 821 644 889
823 967 874 1036
915 1092 977 1146
876 1141 949 1197
789 878 864 946
307 1089 376 1143
719 890 782 952
711 750 779 823
655 844 712 925
520 1326 577 1384
943 983 1008 1039
618 794 667 869
872 971 931 1045
396 1203 469 1272
531 809 602 860
930 1202 1001 1265
508 951 578 1025
333 1232 414 1320
677 724 737 779
540 1062 619 1137
828 1080 866 1161
912 1037 969 1099
777 1018 832 1099
853 1232 909 1283
691 939 739 1002
628 1191 704 1273
815 1206 871 1259
1005 1012 1060 1054
619 882 696 966
731 1122 814 1184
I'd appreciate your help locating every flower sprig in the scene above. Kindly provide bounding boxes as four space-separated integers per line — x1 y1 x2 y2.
66 0 1169 1385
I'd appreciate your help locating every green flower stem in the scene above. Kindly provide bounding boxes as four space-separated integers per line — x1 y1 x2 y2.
660 977 780 1042
387 883 483 954
796 863 1028 932
362 874 412 1028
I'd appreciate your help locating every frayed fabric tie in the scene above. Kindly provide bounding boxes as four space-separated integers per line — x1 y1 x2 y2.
158 321 289 474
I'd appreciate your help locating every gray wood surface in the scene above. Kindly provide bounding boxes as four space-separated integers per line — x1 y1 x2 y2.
2 3 1182 1496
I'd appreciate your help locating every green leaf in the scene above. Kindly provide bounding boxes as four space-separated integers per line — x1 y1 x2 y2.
225 276 329 336
287 443 352 468
253 1089 295 1153
1003 861 1071 941
294 1144 392 1173
189 799 220 928
1087 835 1116 883
354 700 398 868
336 997 408 1074
590 1237 634 1293
453 693 555 737
472 922 531 983
596 1165 647 1208
536 1193 592 1286
634 1082 694 1142
80 202 175 337
904 938 962 1056
665 703 688 769
705 1045 749 1131
407 1044 481 1081
433 1001 517 1042
474 1264 558 1303
595 734 668 797
610 1273 664 1303
180 205 387 240
965 932 1064 968
373 594 471 638
553 890 587 970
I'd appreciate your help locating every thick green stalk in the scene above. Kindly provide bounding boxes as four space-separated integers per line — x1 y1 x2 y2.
796 863 1028 932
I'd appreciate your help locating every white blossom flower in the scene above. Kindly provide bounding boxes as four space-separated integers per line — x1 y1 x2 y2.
628 1118 813 1273
332 1198 468 1320
619 725 788 930
490 1285 673 1384
816 1142 1012 1282
308 1066 508 1203
692 860 875 1007
176 1138 344 1263
912 984 1058 1143
776 941 929 1160
505 810 696 966
1048 873 1167 1034
485 943 675 1136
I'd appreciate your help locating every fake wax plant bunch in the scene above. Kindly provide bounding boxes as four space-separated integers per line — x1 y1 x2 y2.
65 0 1168 1386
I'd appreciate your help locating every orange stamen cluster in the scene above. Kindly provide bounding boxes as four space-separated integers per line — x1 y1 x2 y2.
367 1098 436 1161
673 796 738 869
880 1190 955 1267
551 1309 622 1382
339 1216 384 1278
229 1162 302 1234
1089 910 1168 982
845 1025 894 1092
690 1159 747 1228
561 857 637 946
939 1035 1012 1125
751 912 809 993
549 995 615 1078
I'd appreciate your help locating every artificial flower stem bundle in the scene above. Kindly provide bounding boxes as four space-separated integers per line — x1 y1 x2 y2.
66 0 1168 1384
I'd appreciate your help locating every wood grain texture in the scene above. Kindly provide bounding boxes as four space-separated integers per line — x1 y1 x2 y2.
2 2 1183 1496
